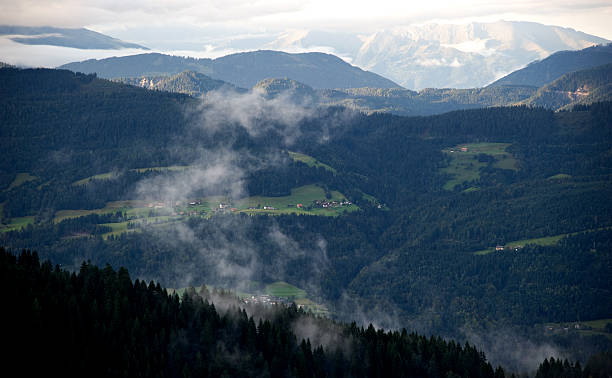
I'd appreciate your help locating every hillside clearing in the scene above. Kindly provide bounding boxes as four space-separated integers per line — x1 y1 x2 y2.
7 173 38 190
264 281 307 299
441 142 518 190
474 226 612 255
71 165 192 186
288 151 337 173
0 216 35 232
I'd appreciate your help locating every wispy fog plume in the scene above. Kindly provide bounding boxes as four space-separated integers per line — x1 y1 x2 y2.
335 291 403 331
129 86 340 294
268 225 330 295
135 148 246 201
170 218 261 290
464 328 564 374
292 316 352 353
197 87 315 145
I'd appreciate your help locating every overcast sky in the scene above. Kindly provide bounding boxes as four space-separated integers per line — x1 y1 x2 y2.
2 0 612 42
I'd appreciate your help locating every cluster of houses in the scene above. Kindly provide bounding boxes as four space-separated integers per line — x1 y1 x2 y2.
495 245 524 252
241 294 292 306
545 323 584 333
312 199 352 209
144 197 353 217
147 201 167 209
211 203 236 214
448 146 469 153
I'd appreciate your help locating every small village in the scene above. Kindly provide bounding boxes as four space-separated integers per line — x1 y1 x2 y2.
241 294 293 307
311 199 352 208
145 196 354 216
494 245 524 252
448 146 469 153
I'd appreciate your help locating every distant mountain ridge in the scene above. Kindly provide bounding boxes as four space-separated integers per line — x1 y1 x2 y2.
0 25 148 50
489 43 612 87
60 53 212 78
5 22 609 89
88 43 612 116
59 50 401 89
117 72 536 116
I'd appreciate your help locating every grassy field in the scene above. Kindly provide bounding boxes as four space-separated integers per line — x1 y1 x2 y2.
99 221 134 239
474 234 565 255
130 165 191 173
53 200 173 223
543 318 612 340
0 216 35 232
72 166 192 186
264 281 307 299
170 281 330 316
289 151 336 173
441 143 518 190
294 298 330 316
474 227 612 255
7 173 37 190
547 173 572 180
236 185 357 216
72 172 116 186
48 184 358 239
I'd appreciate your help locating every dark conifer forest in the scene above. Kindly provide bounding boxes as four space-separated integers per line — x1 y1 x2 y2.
2 248 502 378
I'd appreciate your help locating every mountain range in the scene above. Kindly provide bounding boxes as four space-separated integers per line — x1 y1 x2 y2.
5 21 610 90
60 51 400 89
95 43 612 116
262 21 610 89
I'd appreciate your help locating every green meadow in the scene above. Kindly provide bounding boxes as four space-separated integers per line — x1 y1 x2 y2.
441 142 518 190
474 227 612 255
543 318 612 340
8 173 38 190
71 165 192 186
288 151 337 173
0 216 35 232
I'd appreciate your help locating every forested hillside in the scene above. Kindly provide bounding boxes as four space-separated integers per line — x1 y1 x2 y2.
2 248 503 378
110 71 537 116
522 63 612 109
1 66 611 372
115 71 241 97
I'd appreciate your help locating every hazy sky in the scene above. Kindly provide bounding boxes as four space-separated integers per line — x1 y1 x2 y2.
2 0 612 42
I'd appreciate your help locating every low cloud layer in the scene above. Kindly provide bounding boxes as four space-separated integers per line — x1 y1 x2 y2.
2 1 611 41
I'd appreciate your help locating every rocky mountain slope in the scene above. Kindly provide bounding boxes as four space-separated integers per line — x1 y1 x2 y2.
265 21 609 89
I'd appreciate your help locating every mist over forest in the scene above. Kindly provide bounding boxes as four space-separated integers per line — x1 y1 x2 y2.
2 3 612 376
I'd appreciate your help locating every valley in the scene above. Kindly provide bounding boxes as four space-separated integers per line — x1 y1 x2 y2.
1 21 612 375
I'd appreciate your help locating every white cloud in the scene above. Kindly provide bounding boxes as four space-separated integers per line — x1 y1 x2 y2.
2 0 610 69
0 36 148 67
2 0 611 40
